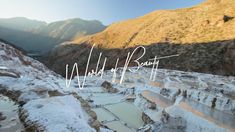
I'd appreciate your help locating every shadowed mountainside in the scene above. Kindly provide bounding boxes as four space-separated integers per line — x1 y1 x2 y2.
32 18 106 40
0 17 46 31
0 17 106 53
0 27 62 53
46 39 235 77
0 38 27 54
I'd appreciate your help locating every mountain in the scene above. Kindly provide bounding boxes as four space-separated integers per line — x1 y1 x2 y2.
47 0 235 76
0 17 106 54
33 18 106 40
0 17 46 31
71 0 235 48
0 27 62 54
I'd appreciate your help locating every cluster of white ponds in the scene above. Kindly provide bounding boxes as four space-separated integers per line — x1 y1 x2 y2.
74 68 235 132
1 68 235 132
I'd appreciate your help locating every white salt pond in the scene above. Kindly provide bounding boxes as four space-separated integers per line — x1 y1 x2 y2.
92 101 144 132
79 88 145 132
179 99 235 131
0 94 24 132
141 89 235 131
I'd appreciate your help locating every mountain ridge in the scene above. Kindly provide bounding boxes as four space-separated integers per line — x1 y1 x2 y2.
0 17 46 31
0 17 106 53
70 0 235 48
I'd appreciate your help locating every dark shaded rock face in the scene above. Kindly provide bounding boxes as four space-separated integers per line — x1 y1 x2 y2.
0 112 7 121
155 110 186 132
46 39 235 77
101 81 119 93
142 112 154 125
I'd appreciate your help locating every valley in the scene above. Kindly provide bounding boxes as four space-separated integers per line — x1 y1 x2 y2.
0 0 235 132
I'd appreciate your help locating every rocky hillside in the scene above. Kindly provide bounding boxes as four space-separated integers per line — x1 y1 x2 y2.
0 40 104 131
0 17 106 53
72 0 235 48
47 0 235 76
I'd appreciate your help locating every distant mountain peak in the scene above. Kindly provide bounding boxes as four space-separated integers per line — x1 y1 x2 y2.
0 17 106 53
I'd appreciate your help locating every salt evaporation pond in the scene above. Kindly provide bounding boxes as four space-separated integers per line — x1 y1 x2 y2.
93 101 144 132
79 89 145 132
0 94 24 132
180 99 235 131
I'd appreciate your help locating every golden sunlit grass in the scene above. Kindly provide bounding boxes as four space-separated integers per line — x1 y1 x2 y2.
72 0 235 49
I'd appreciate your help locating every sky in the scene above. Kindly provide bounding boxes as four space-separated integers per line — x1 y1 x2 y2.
0 0 205 25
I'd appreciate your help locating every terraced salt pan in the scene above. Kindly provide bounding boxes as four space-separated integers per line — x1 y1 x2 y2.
0 42 94 131
92 102 144 132
141 90 173 108
98 68 235 131
79 88 144 132
179 99 235 131
104 102 144 129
